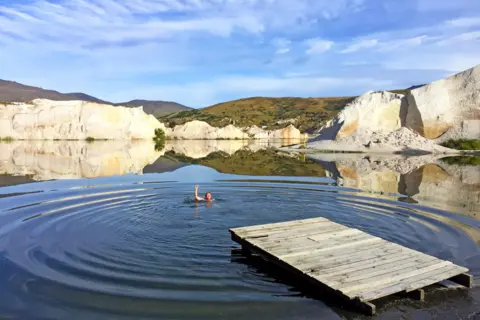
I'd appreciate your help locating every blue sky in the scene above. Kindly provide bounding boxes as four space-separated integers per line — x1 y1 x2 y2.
0 0 479 107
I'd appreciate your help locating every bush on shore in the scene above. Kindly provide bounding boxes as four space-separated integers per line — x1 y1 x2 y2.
0 136 14 142
153 128 166 151
440 139 480 150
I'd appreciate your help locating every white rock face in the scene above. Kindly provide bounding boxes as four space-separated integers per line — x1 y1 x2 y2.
253 124 307 140
307 66 480 153
406 65 480 140
167 120 248 140
313 91 405 142
168 121 306 140
245 125 264 136
0 99 164 140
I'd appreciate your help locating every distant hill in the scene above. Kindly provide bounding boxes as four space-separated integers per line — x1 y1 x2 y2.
118 100 192 118
0 79 191 117
66 92 111 105
163 85 425 133
0 80 76 102
162 96 355 133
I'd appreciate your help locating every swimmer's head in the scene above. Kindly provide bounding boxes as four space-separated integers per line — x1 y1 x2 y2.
205 192 212 201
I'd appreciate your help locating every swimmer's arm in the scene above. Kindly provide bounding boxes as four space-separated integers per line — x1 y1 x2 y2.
194 185 204 201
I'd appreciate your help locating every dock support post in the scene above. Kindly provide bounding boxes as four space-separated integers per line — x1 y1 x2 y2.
406 289 425 301
353 299 376 316
449 273 473 288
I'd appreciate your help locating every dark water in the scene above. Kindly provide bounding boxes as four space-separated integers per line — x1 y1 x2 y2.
0 141 479 319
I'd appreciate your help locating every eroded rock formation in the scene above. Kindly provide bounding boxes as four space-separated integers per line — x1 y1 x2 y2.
0 99 165 140
406 65 480 141
314 91 404 141
309 65 479 152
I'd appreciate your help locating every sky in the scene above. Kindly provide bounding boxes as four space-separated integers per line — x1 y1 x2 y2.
0 0 479 107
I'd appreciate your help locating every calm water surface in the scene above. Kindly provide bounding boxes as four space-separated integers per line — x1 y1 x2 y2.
0 141 479 319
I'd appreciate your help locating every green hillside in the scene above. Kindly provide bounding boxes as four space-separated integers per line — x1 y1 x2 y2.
162 96 355 133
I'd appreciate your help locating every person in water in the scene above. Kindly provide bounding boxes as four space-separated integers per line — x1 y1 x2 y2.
194 184 213 202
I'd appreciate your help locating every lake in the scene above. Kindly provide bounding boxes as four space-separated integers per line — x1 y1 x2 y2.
0 140 479 319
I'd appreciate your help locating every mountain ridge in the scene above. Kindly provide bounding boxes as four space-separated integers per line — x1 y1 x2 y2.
0 79 192 117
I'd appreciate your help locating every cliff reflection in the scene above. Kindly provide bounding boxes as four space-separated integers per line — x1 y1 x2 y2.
0 139 303 182
308 153 480 220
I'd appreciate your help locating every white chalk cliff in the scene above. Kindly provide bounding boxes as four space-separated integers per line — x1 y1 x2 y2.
313 91 404 142
0 100 306 140
0 99 165 140
406 65 480 141
309 65 480 152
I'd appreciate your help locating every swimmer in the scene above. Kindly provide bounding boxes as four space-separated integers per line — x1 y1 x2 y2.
194 184 213 202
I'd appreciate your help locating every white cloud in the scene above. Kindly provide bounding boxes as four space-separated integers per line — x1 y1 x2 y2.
341 39 378 53
271 38 291 54
447 17 480 28
305 38 334 54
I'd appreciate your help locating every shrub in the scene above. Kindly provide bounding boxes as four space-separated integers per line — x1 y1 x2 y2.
0 136 14 142
440 139 480 150
153 128 166 151
86 137 95 142
440 156 480 166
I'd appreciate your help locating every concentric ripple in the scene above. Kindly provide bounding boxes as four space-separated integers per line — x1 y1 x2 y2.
0 170 479 319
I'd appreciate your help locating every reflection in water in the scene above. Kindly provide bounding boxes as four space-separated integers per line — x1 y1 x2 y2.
1 141 479 221
0 141 479 319
0 140 303 182
0 140 161 181
308 153 480 219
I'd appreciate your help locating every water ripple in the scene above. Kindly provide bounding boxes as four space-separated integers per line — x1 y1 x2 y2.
0 179 478 319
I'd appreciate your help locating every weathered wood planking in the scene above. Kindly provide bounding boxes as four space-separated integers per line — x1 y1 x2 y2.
230 217 472 315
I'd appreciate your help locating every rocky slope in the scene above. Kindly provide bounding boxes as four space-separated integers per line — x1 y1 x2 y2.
308 65 480 153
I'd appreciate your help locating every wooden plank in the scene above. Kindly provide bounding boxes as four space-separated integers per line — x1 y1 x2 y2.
258 231 374 255
248 223 347 243
342 261 452 296
279 238 383 259
296 244 405 273
405 266 469 292
284 240 391 266
278 237 383 259
231 217 329 234
251 224 348 244
308 228 364 242
237 220 339 239
318 253 434 282
331 258 443 291
359 265 468 301
310 250 424 278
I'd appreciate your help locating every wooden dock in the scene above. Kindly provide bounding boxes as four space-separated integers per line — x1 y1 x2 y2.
230 217 472 315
